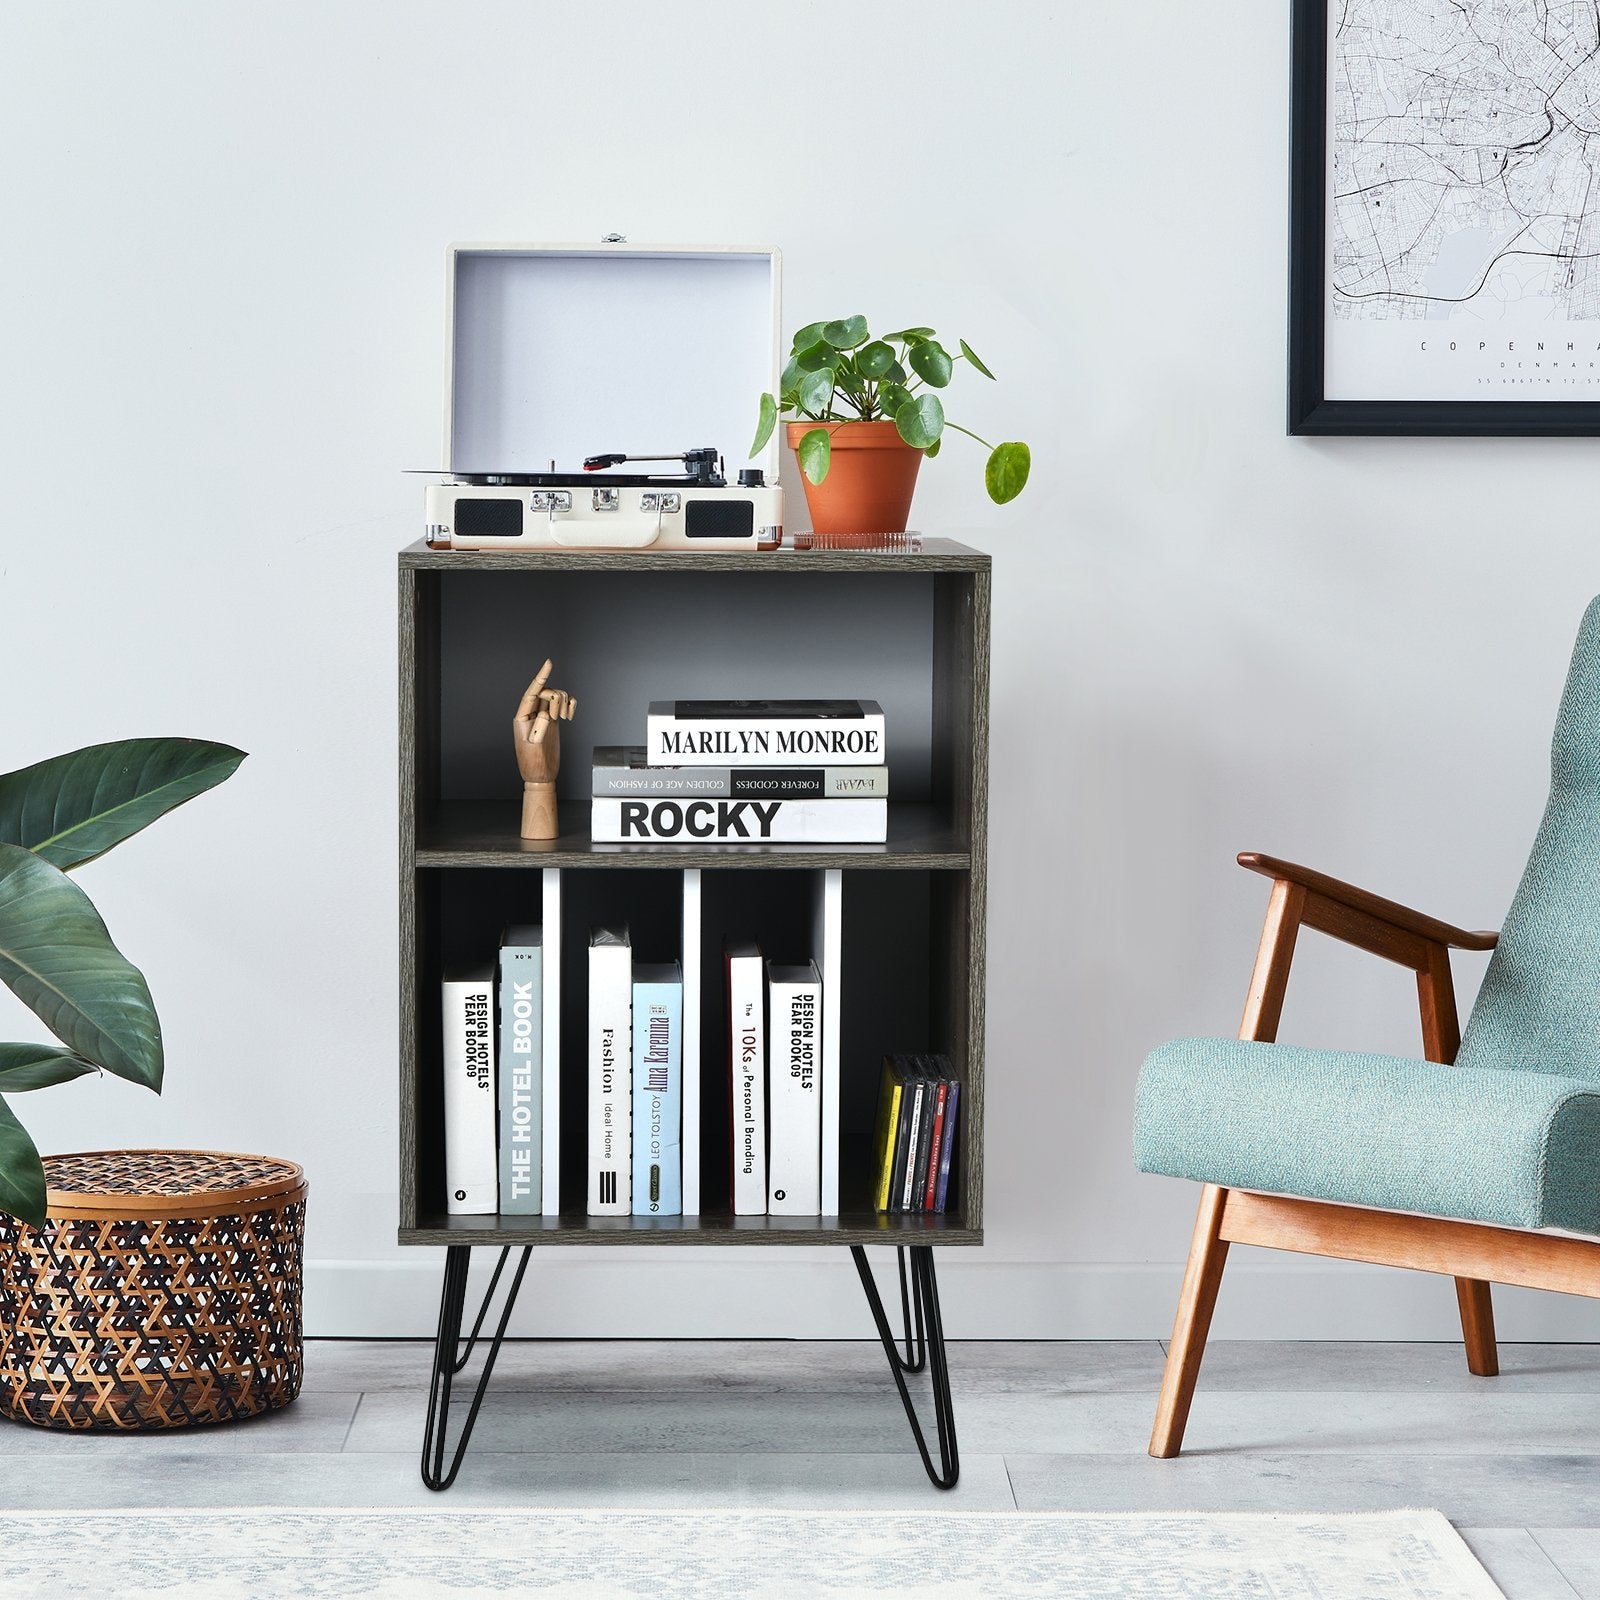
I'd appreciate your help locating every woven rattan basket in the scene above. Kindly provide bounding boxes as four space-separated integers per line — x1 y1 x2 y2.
0 1149 307 1430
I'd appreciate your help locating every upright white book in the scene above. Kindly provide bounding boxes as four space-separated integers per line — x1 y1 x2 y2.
497 926 542 1215
812 870 843 1216
681 870 702 1215
441 964 496 1215
646 699 886 767
587 926 632 1216
725 940 766 1215
540 869 562 1215
767 959 822 1216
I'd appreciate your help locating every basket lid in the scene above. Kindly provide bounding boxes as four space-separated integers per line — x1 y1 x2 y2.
43 1149 305 1215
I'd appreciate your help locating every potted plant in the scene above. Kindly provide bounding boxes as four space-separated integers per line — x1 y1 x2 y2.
749 316 1031 542
0 737 244 1226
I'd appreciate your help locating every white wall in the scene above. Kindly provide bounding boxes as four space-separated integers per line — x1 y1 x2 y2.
4 0 1597 1342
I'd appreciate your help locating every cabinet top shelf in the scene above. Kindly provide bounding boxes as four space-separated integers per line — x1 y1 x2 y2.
398 538 990 574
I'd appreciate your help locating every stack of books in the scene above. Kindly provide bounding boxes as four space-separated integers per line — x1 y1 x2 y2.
586 927 685 1217
590 698 890 843
872 1055 961 1214
440 925 549 1218
725 940 827 1216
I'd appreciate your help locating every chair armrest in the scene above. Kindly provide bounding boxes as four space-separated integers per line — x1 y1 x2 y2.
1238 853 1498 952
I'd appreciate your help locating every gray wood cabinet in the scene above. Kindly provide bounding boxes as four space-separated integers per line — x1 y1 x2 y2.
397 540 990 1249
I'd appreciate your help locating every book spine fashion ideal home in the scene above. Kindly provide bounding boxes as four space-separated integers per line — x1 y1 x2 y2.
587 927 632 1216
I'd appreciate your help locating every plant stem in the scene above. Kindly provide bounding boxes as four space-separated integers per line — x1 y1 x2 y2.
942 421 995 450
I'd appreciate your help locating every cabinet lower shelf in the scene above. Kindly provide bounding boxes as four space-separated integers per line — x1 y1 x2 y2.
400 1211 981 1247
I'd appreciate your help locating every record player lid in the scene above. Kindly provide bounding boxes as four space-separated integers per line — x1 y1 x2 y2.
445 244 781 481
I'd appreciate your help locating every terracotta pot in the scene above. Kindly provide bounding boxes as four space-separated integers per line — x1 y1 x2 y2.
787 421 922 544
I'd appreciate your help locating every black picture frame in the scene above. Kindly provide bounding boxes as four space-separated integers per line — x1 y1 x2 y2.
1289 0 1600 436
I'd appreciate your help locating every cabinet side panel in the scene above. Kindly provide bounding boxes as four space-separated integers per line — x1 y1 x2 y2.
931 573 982 840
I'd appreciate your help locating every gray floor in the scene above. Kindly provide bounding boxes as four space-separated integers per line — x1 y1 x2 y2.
3 1339 1599 1597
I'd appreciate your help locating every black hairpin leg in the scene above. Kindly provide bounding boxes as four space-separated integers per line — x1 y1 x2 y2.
421 1245 531 1490
852 1245 958 1488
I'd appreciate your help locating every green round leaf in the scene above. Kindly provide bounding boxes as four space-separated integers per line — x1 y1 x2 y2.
908 341 953 388
880 359 908 387
796 427 832 485
985 441 1031 504
895 393 945 450
856 341 896 379
822 315 869 350
796 367 835 417
749 393 778 458
0 1042 96 1092
791 321 828 353
0 739 246 873
959 338 995 379
0 843 161 1090
924 437 941 459
884 327 935 341
778 356 804 400
794 343 838 372
878 382 914 417
0 1094 45 1228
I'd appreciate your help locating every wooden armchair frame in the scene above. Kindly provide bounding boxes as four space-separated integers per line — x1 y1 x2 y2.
1150 852 1600 1459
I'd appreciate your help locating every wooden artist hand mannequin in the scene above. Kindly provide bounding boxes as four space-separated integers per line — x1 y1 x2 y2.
514 658 577 840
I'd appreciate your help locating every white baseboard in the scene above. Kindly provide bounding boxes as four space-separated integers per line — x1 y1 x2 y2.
303 1255 1600 1341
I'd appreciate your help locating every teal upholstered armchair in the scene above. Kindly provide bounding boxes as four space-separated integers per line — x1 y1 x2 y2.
1133 596 1600 1458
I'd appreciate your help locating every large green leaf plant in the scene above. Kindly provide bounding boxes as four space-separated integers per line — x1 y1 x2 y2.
749 316 1031 505
0 739 244 1226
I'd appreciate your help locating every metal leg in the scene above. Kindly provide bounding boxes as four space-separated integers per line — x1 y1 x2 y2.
894 1248 927 1373
420 1245 531 1490
852 1245 959 1489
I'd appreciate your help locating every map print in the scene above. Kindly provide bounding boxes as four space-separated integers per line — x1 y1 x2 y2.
1325 0 1600 397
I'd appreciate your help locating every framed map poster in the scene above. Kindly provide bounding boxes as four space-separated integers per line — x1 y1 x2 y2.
1290 0 1600 433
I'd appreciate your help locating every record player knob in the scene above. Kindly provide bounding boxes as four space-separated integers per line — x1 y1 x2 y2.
737 468 766 488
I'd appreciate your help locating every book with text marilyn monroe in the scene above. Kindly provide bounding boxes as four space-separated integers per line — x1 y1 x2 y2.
592 746 889 799
645 700 886 767
497 926 542 1215
591 796 887 844
441 964 496 1215
588 927 632 1216
767 959 822 1216
725 940 766 1215
631 960 683 1216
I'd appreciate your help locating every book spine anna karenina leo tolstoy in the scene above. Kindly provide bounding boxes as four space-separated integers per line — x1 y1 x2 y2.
631 960 683 1217
442 965 497 1216
645 700 886 767
591 797 887 843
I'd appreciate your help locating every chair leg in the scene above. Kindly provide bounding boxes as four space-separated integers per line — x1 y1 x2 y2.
1454 1277 1499 1377
1150 1184 1230 1459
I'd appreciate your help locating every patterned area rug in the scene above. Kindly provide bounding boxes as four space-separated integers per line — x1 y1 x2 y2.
0 1507 1502 1598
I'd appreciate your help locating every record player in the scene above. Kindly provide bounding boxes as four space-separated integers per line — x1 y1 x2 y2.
421 243 784 552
